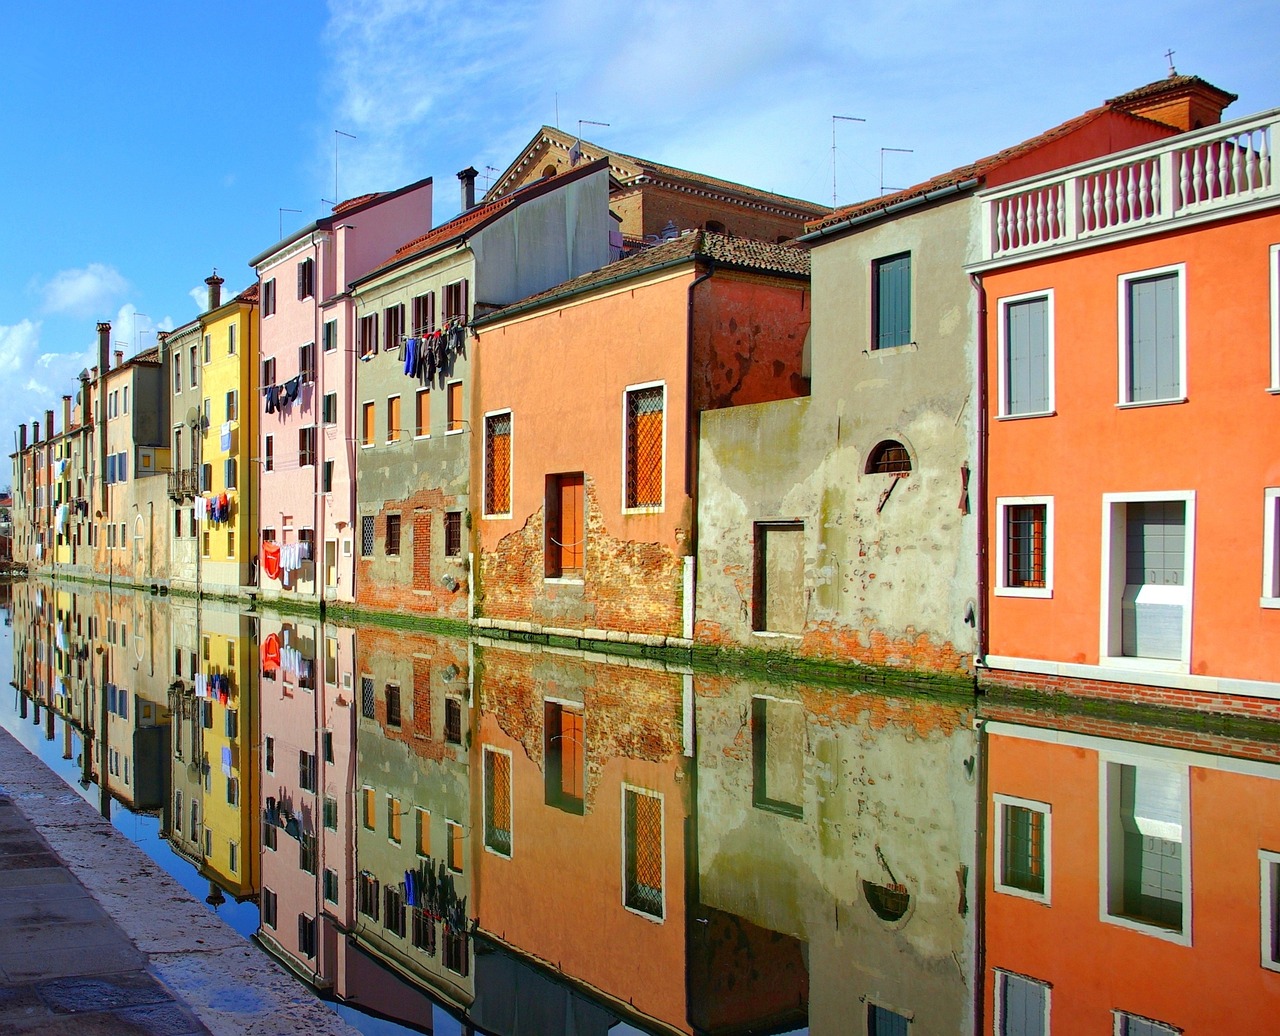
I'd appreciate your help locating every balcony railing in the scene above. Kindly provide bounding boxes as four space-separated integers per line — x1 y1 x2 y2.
981 108 1280 262
168 469 199 500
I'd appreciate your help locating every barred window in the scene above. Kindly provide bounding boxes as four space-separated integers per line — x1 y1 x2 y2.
625 386 663 508
624 787 663 918
361 516 374 557
444 512 462 557
866 439 911 475
361 676 375 718
484 748 513 857
444 697 462 745
484 412 512 515
1006 504 1048 589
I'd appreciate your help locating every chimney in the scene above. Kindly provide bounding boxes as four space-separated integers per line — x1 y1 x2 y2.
18 424 26 451
44 410 53 442
115 349 123 369
30 421 39 445
458 166 478 212
62 396 71 434
206 270 224 311
97 322 110 379
1108 74 1238 132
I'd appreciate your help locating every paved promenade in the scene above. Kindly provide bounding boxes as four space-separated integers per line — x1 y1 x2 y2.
0 725 359 1035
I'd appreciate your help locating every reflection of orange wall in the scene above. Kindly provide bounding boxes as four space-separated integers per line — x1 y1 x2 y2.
985 211 1280 681
475 712 689 1033
986 731 1280 1031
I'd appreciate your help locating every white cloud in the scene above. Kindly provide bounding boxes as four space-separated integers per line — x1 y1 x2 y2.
0 320 96 453
40 263 129 317
189 285 208 311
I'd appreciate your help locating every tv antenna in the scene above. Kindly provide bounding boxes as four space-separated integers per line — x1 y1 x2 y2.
279 208 302 239
880 147 913 195
832 115 866 207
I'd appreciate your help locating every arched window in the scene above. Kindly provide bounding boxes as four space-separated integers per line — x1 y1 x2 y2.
866 440 911 475
541 164 557 179
704 220 726 234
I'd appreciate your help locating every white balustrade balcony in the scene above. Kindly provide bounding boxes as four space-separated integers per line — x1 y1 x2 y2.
980 108 1280 262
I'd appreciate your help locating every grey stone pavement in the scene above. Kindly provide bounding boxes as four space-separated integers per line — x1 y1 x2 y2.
0 725 360 1035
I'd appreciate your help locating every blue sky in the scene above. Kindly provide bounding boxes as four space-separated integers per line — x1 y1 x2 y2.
0 0 1275 458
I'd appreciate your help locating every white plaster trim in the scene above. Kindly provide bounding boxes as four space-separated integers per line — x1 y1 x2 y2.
1262 850 1280 971
1270 243 1280 391
983 653 1280 699
1263 488 1280 604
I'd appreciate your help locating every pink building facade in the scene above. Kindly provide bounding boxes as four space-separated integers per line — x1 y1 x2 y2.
250 180 433 604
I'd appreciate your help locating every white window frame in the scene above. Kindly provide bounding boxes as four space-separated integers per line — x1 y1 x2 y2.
621 380 667 515
1269 244 1280 392
1260 849 1280 972
1117 263 1187 408
481 745 514 860
482 408 513 519
998 288 1055 419
996 496 1054 599
620 784 665 922
994 794 1052 904
1099 490 1195 674
1098 754 1192 946
993 969 1050 1036
1112 1010 1180 1035
1263 488 1280 608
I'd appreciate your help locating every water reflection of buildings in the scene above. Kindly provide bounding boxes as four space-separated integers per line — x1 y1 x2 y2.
982 709 1280 1033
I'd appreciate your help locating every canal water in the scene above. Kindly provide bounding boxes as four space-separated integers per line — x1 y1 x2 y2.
3 579 1278 1034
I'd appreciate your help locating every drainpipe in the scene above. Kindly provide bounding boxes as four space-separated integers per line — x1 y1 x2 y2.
684 255 715 640
970 272 989 674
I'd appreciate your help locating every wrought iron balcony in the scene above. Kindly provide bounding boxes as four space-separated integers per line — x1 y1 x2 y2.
168 469 199 500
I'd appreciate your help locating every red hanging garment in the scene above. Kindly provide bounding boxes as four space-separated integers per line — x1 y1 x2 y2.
262 542 281 581
261 632 281 671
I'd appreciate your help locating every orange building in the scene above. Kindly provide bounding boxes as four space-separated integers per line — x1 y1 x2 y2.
973 102 1280 714
471 231 810 641
983 714 1280 1032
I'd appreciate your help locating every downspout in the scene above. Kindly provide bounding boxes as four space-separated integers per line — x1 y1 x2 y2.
310 232 324 611
684 257 715 640
970 272 989 673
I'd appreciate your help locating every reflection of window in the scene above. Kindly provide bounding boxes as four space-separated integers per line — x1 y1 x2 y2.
447 820 464 873
298 914 316 958
623 787 663 919
995 795 1050 903
323 796 337 831
412 908 437 954
1262 850 1280 971
443 927 469 975
388 796 402 843
384 884 406 938
867 1003 911 1035
1104 760 1188 939
323 868 338 904
415 808 431 857
994 971 1049 1036
751 697 803 818
299 834 316 875
358 872 380 920
362 786 376 830
299 751 316 793
484 748 513 857
545 702 584 814
1113 1011 1179 1035
262 887 277 928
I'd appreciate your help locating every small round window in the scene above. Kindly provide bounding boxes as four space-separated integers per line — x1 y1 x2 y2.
866 440 911 475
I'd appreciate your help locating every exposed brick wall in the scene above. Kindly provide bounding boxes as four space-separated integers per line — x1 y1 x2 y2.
479 478 684 637
636 187 813 243
980 666 1280 722
355 487 468 618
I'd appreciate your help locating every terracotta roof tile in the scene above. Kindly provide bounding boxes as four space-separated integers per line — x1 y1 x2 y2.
1107 73 1237 107
333 192 380 216
232 283 259 305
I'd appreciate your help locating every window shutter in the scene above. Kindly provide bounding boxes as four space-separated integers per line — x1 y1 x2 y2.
297 262 305 300
1006 297 1049 414
1129 274 1179 402
875 254 911 348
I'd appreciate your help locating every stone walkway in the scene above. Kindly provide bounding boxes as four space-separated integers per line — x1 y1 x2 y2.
0 725 359 1035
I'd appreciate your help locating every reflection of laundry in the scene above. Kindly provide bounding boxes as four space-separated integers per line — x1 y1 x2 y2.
280 645 313 681
221 746 232 776
261 632 281 671
55 622 67 652
55 504 68 535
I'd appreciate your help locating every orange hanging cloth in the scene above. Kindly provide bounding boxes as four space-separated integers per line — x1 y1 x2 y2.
262 541 281 581
261 632 281 672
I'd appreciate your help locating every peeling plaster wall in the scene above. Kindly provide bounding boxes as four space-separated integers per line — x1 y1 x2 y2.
693 674 978 1034
696 197 980 673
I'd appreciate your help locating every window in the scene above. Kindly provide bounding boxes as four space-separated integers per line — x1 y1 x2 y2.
322 460 333 494
384 884 406 938
545 473 584 578
299 834 317 875
444 512 462 557
203 334 211 363
224 459 237 490
386 395 401 443
262 356 276 387
443 279 468 321
623 787 663 919
995 795 1051 902
384 303 405 353
1263 488 1280 607
415 808 431 856
299 426 316 467
443 927 469 975
323 868 338 904
299 341 315 381
261 888 277 929
174 362 182 394
1114 1012 1180 1035
323 730 334 763
299 751 317 793
1271 244 1280 390
545 702 584 813
994 971 1049 1036
753 522 805 634
227 324 236 355
358 313 378 358
358 872 379 920
224 390 237 422
322 795 338 831
1102 494 1194 666
484 411 512 515
264 435 274 472
385 514 401 556
484 748 513 857
1262 850 1280 971
229 840 238 873
624 385 663 509
323 318 337 353
997 498 1053 598
297 257 314 300
447 381 463 432
388 795 403 843
412 291 436 334
444 697 462 745
322 392 337 425
866 439 911 474
263 278 276 316
412 907 437 954
873 252 912 349
751 697 803 817
447 820 464 873
361 516 375 557
1000 291 1053 417
361 402 375 447
867 1004 910 1035
415 389 430 437
1103 759 1189 940
297 914 316 958
1120 267 1184 404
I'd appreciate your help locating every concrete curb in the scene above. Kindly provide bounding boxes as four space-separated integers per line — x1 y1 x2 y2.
0 726 360 1036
